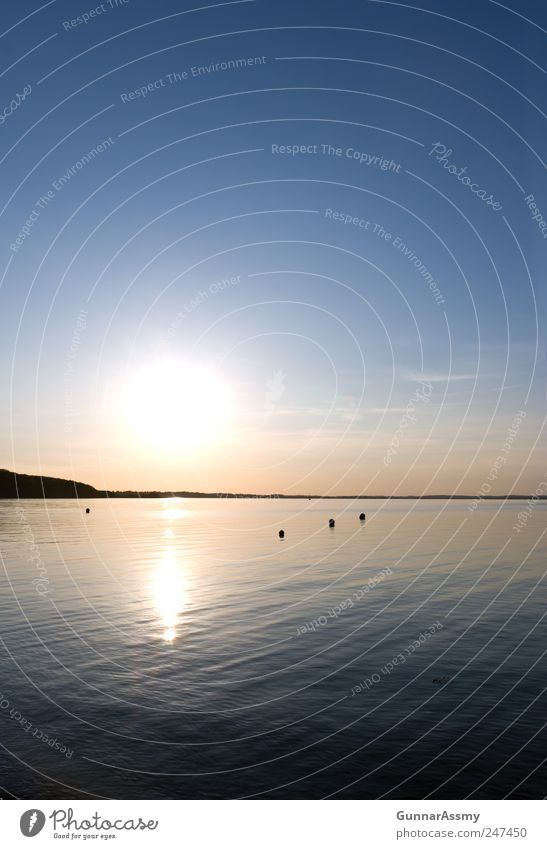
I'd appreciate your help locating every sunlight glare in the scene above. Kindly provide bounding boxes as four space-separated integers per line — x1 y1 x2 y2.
152 548 188 643
121 359 231 452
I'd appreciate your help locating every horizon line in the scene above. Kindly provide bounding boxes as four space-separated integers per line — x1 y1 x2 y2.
1 469 545 501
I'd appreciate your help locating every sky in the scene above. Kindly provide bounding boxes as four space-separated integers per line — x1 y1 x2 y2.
0 0 545 495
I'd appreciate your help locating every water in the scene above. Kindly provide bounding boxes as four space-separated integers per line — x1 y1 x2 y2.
0 498 545 799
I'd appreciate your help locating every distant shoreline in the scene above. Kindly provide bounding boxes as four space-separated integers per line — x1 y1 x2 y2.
0 469 544 501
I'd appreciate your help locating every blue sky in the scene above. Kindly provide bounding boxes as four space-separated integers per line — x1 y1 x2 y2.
0 0 545 494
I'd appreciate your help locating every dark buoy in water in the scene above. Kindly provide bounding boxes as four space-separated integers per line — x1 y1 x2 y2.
359 512 366 521
328 518 335 528
279 529 285 539
85 508 90 514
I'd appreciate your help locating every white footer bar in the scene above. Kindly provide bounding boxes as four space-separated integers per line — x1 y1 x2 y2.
2 799 544 848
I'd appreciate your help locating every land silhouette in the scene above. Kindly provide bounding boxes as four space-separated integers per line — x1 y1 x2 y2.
0 469 544 501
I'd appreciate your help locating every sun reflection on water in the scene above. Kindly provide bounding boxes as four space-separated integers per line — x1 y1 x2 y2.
153 548 187 642
161 500 189 521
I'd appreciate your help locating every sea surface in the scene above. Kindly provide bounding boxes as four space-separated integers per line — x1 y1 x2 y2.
0 498 545 799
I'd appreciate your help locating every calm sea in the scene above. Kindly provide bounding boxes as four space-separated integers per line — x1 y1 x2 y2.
0 498 545 799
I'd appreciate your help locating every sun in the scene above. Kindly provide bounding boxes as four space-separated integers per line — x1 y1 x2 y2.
121 359 231 452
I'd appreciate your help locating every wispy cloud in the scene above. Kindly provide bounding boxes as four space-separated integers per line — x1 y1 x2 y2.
489 383 525 392
408 372 492 384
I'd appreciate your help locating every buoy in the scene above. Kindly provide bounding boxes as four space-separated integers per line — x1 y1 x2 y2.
85 508 90 514
328 518 335 528
359 512 366 521
279 530 285 539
